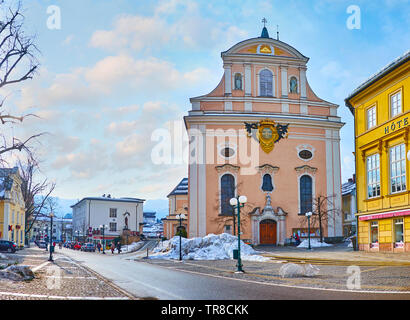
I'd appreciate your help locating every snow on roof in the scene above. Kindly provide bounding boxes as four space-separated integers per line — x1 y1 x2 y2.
346 50 410 102
167 178 188 197
342 180 355 196
70 196 145 208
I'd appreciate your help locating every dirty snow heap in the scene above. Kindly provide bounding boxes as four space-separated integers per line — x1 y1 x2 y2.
150 233 270 261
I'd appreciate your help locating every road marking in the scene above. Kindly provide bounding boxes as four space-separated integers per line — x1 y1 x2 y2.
0 291 129 300
44 276 97 279
156 264 410 295
32 261 50 272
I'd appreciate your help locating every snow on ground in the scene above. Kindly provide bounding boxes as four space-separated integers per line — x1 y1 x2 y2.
150 233 270 262
297 239 333 248
0 253 7 260
120 241 144 253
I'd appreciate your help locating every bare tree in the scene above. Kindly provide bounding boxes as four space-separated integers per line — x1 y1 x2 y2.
18 156 55 244
299 194 341 243
0 1 44 160
211 180 256 236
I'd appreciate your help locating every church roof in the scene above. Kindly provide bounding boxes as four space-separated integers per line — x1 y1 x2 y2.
261 26 269 38
167 178 188 197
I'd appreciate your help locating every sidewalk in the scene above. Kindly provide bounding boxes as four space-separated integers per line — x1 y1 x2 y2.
0 247 133 300
254 243 410 266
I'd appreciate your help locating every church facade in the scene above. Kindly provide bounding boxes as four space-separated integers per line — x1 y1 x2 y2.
184 27 344 245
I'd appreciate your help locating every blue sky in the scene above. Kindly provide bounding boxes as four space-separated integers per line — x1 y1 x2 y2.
3 0 410 213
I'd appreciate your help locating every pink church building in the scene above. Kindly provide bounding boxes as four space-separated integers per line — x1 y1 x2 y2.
183 26 344 245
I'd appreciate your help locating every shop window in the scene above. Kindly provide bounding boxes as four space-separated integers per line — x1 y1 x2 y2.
367 154 380 198
394 218 404 248
370 221 378 247
390 144 406 193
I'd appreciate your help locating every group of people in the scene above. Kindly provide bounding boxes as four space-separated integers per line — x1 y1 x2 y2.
95 241 122 254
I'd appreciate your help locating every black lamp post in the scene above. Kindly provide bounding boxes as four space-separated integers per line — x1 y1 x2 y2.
48 213 54 261
100 224 106 254
175 213 186 261
230 195 247 273
306 211 312 250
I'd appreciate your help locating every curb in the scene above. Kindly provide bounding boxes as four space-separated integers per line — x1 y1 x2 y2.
263 254 410 266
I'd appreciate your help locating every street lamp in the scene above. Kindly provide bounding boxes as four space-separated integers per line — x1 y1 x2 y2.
175 213 186 261
48 212 54 262
230 195 247 273
99 225 106 254
305 211 313 250
76 230 80 242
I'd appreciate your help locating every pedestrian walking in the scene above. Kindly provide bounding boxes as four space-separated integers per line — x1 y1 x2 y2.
295 233 301 246
117 242 122 254
111 243 115 254
97 242 101 253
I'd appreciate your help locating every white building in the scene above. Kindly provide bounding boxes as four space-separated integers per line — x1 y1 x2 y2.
30 214 73 242
71 196 145 243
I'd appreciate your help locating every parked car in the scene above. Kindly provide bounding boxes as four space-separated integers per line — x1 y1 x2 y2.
0 240 17 253
73 243 82 250
37 241 47 249
81 243 96 252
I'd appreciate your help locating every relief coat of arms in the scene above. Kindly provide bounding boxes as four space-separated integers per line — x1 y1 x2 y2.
244 119 289 153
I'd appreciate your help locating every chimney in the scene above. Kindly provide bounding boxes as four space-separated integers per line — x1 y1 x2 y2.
352 174 356 183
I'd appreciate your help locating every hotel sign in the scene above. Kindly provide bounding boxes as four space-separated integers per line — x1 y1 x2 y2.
384 117 409 135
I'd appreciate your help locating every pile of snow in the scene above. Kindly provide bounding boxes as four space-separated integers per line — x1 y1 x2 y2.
121 241 144 253
0 253 7 260
0 265 34 281
297 239 333 248
279 263 320 278
150 233 270 261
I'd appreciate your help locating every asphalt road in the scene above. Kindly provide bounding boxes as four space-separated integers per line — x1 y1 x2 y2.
57 248 410 300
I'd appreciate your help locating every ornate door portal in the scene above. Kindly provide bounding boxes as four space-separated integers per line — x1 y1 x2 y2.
259 219 277 245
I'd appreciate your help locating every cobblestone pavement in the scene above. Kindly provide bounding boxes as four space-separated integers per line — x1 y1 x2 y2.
0 247 133 300
255 243 410 265
139 258 410 293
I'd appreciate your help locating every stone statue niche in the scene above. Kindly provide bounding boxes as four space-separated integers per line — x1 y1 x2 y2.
290 77 298 93
234 73 242 90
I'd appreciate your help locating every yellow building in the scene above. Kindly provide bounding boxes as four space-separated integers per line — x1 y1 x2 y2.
163 178 189 239
345 51 410 252
0 167 26 248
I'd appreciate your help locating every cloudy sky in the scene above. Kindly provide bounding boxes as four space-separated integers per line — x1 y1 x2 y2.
3 0 410 208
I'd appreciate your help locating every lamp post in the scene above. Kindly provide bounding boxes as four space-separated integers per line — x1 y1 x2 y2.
305 211 313 250
230 195 247 273
76 230 80 242
48 213 54 262
99 225 106 254
175 213 186 261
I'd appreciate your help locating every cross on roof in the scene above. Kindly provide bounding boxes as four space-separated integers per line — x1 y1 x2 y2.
262 18 267 27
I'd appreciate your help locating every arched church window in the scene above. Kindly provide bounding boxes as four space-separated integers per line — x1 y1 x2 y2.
220 174 235 215
259 69 273 96
290 76 298 93
261 174 274 192
234 73 242 90
300 175 313 214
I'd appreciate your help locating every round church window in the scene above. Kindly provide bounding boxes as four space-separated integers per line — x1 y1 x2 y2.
221 147 235 158
299 150 313 160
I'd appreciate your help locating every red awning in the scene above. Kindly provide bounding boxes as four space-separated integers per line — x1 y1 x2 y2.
359 209 410 221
